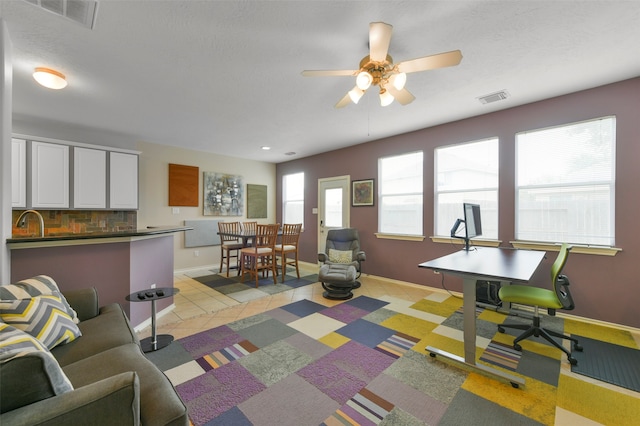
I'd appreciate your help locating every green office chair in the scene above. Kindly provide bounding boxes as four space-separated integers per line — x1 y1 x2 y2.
497 244 583 365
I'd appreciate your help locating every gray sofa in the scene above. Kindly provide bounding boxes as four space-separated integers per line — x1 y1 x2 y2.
0 287 188 425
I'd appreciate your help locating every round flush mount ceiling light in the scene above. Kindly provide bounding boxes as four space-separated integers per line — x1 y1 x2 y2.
261 146 271 150
33 67 67 89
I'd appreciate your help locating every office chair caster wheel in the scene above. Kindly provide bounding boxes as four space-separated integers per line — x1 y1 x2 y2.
513 343 522 352
429 352 436 358
568 356 578 366
498 326 505 333
510 382 519 389
574 343 583 352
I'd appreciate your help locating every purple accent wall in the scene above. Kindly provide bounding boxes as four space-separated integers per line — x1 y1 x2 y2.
276 77 640 328
10 235 175 327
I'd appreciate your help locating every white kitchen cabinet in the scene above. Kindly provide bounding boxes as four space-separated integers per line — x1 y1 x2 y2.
31 141 69 209
109 152 138 209
73 147 106 209
12 138 27 208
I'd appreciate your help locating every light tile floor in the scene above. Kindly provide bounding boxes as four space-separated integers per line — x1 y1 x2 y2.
137 264 437 342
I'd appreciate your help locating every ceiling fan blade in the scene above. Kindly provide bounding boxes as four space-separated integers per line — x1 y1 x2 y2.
396 50 463 74
335 91 352 108
369 22 393 62
301 69 357 77
387 86 416 105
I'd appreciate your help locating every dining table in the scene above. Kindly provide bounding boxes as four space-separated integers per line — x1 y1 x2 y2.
217 227 282 247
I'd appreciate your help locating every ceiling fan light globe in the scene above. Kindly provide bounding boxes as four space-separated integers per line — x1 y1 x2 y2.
391 72 407 90
356 71 373 90
380 90 394 106
348 87 365 104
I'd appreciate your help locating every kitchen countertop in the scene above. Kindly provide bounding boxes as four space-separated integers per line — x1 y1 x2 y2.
6 226 192 245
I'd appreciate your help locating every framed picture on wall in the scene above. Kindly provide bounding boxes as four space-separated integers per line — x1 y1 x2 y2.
352 179 374 206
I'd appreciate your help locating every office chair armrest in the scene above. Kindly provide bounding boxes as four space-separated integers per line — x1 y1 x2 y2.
356 251 366 262
318 253 328 263
556 274 575 310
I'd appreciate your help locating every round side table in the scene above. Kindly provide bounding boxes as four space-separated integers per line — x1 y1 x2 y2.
126 287 179 352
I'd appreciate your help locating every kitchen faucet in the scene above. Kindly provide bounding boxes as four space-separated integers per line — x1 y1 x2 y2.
15 210 45 237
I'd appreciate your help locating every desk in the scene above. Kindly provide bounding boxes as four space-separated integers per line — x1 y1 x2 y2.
126 287 179 352
419 247 545 387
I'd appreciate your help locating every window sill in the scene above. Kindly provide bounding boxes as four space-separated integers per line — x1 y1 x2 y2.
510 241 621 256
430 236 502 247
375 233 425 242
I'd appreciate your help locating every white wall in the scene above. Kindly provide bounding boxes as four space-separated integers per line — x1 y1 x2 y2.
135 140 276 272
1 19 13 283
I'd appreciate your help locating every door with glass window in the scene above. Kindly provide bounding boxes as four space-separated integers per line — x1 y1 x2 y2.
318 176 350 256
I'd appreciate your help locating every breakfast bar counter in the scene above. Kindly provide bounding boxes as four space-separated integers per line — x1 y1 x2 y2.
6 225 191 247
7 226 191 328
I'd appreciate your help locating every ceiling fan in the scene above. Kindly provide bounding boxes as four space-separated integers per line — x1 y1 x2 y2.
302 22 462 108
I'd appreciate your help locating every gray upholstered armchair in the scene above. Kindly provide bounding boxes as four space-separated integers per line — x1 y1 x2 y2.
318 228 366 278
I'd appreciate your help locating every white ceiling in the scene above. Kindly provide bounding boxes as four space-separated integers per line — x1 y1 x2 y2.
2 1 639 163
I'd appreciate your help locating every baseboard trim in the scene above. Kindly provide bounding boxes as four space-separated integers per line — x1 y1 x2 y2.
133 303 176 332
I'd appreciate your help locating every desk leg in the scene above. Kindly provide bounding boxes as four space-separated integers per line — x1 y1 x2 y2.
427 277 525 388
462 277 477 363
139 299 174 353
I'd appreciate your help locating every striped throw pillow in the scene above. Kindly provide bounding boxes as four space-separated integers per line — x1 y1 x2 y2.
0 322 74 410
0 276 79 324
0 295 82 350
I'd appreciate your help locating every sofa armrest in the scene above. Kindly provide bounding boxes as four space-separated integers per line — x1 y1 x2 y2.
0 372 140 426
62 288 99 321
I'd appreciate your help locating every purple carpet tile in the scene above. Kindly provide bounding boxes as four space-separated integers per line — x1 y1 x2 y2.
239 374 340 426
367 373 449 425
297 360 367 405
176 362 266 425
320 303 371 323
297 340 396 404
179 325 245 358
321 341 396 381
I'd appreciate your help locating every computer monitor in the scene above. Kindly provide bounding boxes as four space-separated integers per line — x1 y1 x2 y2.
450 203 482 251
464 203 482 239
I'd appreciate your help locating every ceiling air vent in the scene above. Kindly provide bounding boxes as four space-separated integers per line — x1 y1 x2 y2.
477 90 509 105
22 0 98 29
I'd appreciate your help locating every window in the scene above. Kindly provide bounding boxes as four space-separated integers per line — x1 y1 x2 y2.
516 117 615 246
378 151 423 235
282 172 304 226
435 138 499 239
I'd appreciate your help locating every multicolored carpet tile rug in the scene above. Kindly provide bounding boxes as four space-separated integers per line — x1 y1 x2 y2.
192 270 319 303
147 295 640 425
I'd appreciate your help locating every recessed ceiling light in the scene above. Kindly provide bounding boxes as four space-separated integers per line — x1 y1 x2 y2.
261 146 271 150
33 67 67 90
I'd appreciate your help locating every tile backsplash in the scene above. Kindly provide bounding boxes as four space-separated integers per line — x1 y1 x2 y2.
12 210 137 237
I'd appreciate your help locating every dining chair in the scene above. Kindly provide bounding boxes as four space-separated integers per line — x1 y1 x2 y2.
241 221 258 246
218 221 243 277
275 223 302 282
240 224 279 287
